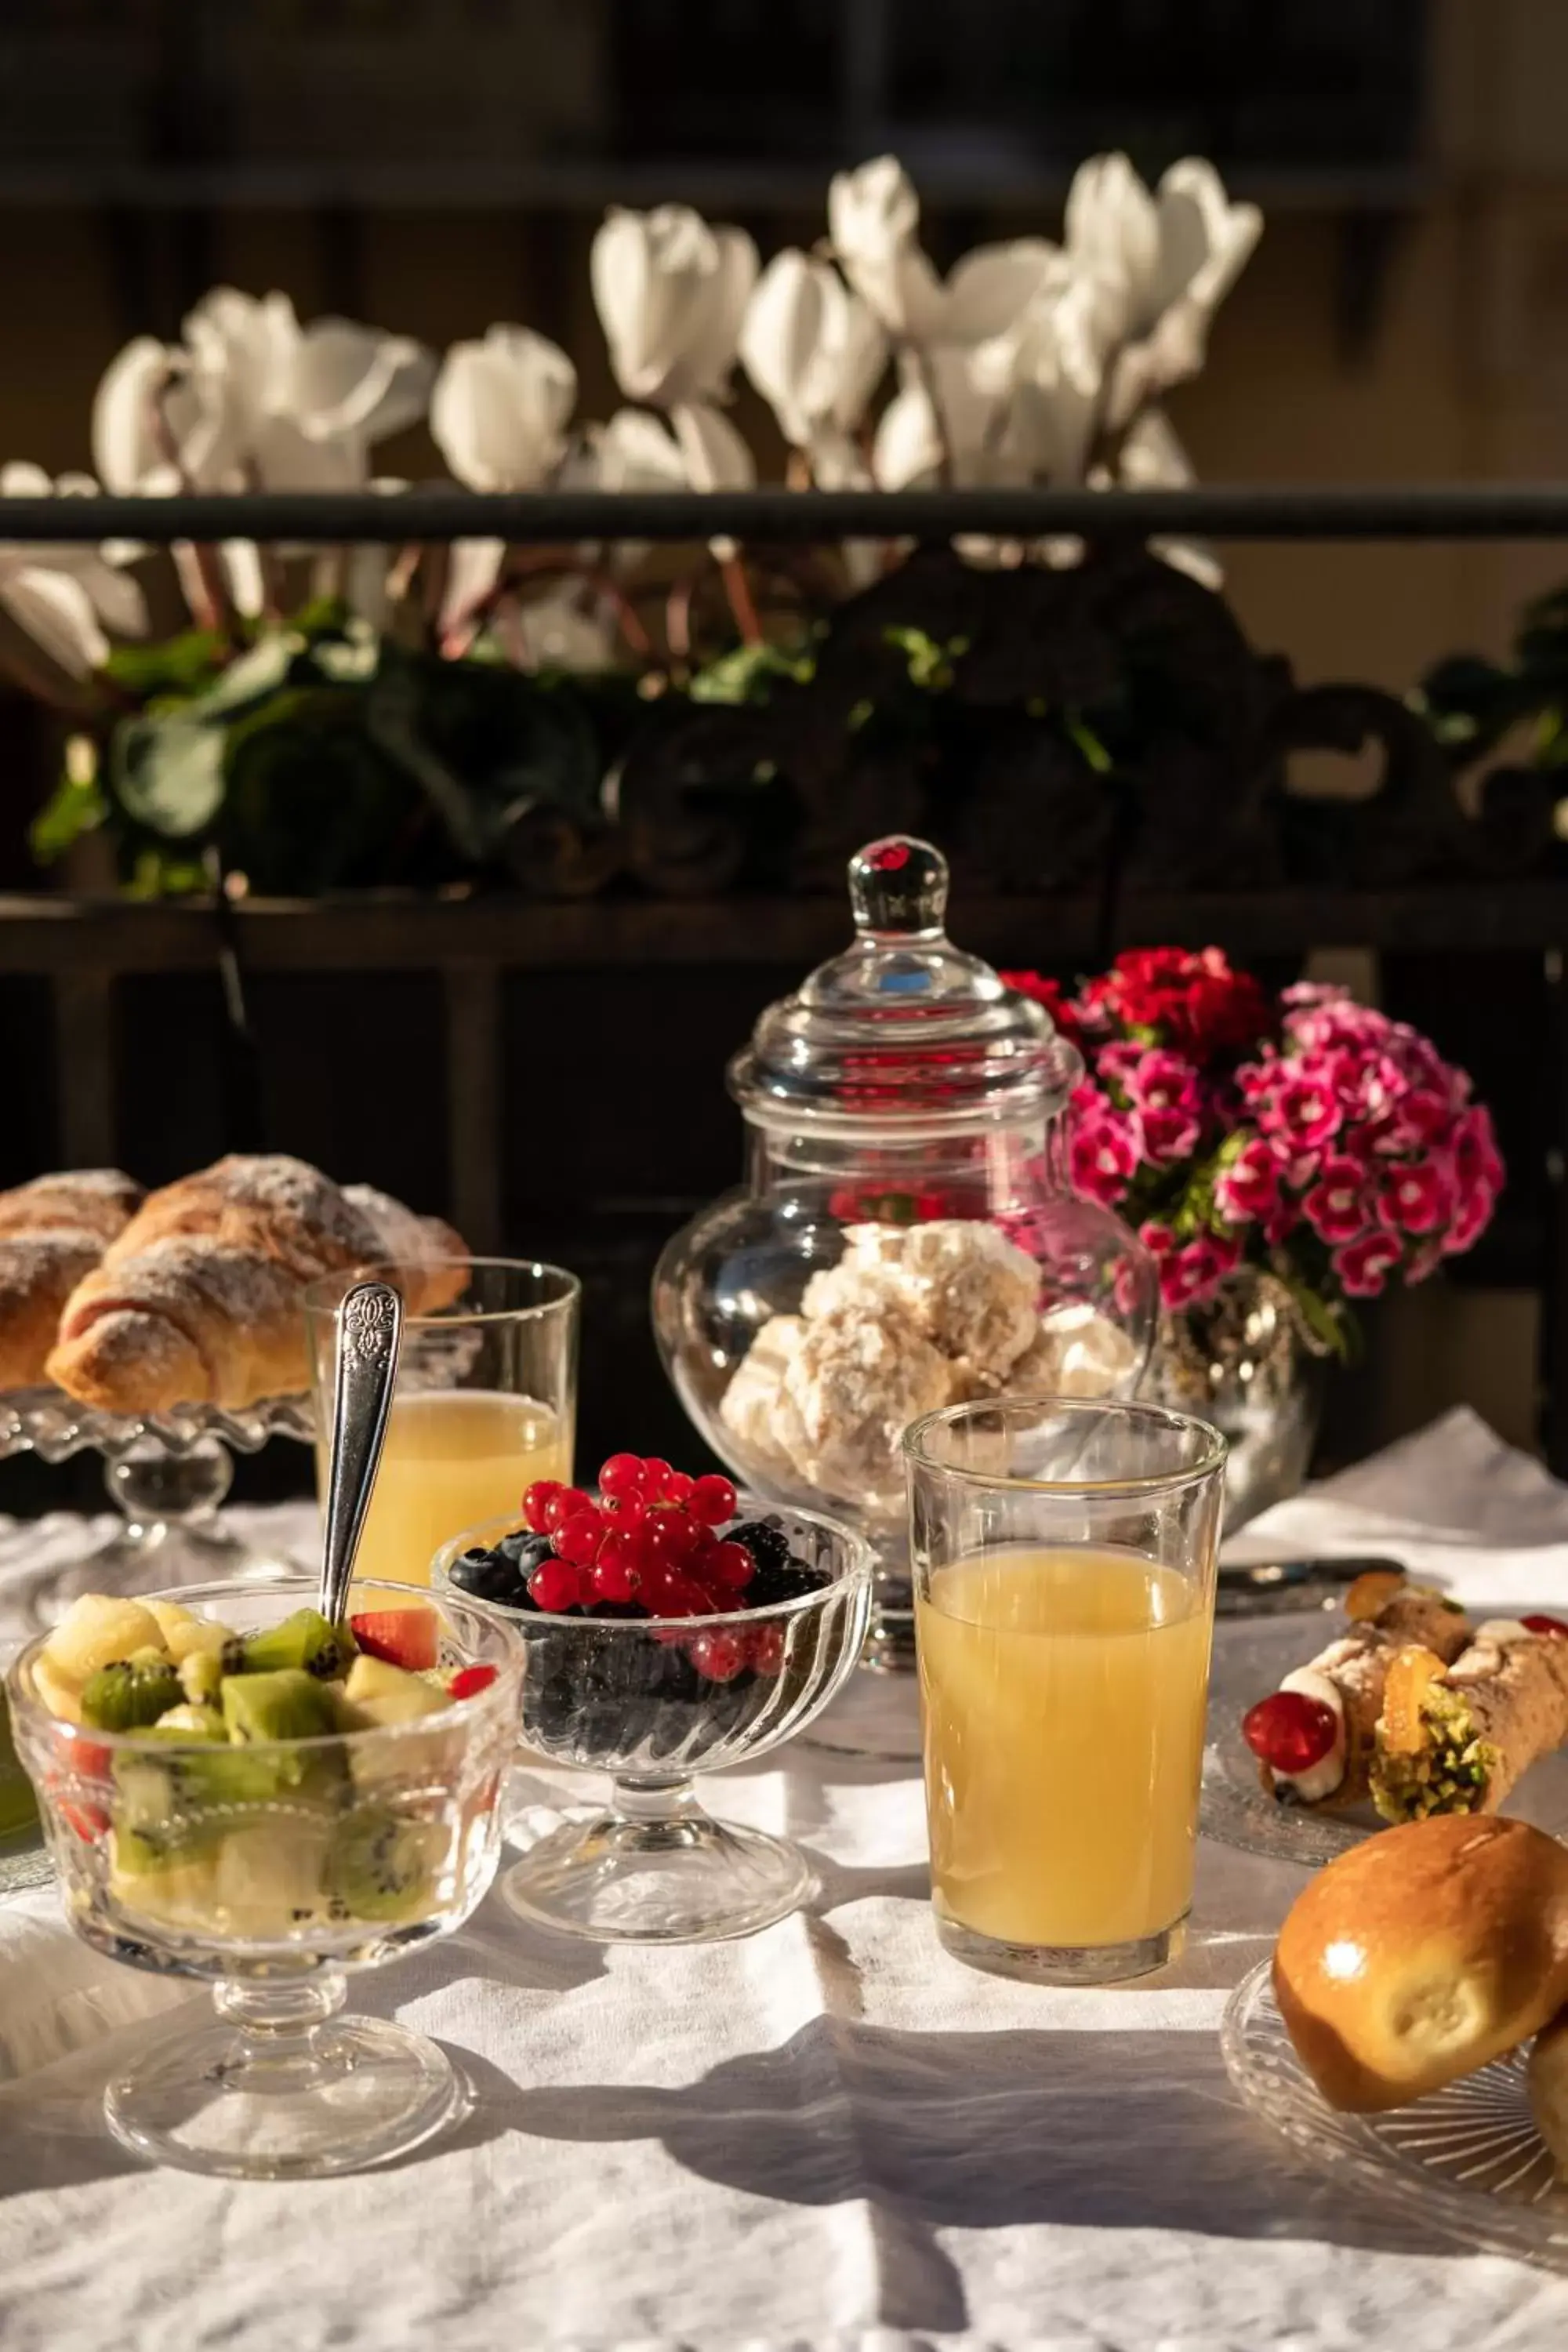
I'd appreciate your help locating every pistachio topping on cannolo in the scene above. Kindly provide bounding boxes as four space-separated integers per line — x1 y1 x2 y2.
1371 1623 1568 1824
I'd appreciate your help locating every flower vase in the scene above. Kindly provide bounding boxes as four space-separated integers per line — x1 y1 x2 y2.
1146 1269 1328 1531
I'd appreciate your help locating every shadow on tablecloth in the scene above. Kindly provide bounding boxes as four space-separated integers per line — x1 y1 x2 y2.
441 2016 1469 2271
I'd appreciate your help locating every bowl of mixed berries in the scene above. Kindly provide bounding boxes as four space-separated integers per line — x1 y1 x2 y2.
434 1452 871 1944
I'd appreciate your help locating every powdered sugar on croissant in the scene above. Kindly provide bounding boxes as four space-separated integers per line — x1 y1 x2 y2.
47 1156 468 1414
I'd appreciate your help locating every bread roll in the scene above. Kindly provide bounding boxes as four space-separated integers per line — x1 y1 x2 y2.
1528 2008 1568 2176
0 1171 143 1391
1273 1815 1568 2111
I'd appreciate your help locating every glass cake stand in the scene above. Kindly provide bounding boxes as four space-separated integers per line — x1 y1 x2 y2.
0 1387 315 1625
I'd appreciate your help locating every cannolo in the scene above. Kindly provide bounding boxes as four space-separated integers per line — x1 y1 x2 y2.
1370 1616 1568 1823
1242 1571 1472 1807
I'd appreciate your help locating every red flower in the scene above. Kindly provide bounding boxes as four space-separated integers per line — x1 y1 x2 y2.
1214 1138 1279 1224
1259 1073 1343 1155
1080 946 1272 1061
1332 1230 1403 1298
1374 1162 1454 1237
1302 1156 1374 1245
1000 970 1083 1045
1069 1092 1140 1205
1157 1231 1241 1312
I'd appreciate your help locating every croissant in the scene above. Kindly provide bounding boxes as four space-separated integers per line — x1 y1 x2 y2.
341 1185 468 1317
46 1155 469 1414
0 1171 144 1392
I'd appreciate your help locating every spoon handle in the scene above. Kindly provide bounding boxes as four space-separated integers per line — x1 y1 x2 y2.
318 1279 403 1625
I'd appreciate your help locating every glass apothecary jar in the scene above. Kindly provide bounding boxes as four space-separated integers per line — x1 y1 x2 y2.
652 837 1157 1705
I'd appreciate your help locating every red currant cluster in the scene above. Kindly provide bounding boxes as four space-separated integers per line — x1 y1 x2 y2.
521 1456 750 1620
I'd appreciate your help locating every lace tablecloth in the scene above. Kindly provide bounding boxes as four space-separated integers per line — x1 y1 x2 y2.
4 1408 1568 2351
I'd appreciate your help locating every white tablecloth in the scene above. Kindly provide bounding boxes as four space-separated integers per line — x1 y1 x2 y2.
4 1408 1568 2350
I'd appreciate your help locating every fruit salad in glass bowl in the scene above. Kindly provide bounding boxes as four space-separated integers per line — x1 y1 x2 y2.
8 1579 524 2180
434 1454 873 1944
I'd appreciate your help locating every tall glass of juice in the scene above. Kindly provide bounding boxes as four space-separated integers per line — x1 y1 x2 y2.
904 1396 1225 1986
305 1258 579 1588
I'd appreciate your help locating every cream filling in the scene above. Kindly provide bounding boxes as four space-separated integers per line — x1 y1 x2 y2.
1473 1619 1533 1646
1269 1667 1348 1802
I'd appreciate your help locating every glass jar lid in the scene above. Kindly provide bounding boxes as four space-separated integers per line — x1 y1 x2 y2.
728 837 1082 1135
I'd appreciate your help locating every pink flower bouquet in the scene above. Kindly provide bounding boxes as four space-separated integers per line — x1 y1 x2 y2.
1004 949 1504 1354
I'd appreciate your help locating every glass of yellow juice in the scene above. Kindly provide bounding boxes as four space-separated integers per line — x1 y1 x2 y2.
304 1259 579 1588
903 1396 1225 1986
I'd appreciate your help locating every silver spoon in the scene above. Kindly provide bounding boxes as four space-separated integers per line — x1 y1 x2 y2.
317 1278 404 1626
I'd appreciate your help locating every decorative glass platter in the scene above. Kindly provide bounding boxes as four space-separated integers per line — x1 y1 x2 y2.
1222 1958 1568 2270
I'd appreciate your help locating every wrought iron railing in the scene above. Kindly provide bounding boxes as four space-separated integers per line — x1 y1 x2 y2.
0 485 1564 1466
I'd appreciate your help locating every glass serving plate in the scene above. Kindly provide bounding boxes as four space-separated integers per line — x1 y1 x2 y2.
1222 1958 1568 2270
1200 1602 1568 1867
0 1388 314 1624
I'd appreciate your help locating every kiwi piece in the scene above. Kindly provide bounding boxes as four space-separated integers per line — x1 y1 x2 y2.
147 1703 227 1743
326 1807 441 1923
81 1655 183 1733
221 1667 337 1745
231 1609 354 1682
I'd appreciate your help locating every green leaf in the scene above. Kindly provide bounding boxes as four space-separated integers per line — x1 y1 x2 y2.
364 660 487 861
111 715 227 838
1274 1267 1356 1363
882 626 952 691
1065 709 1113 774
691 641 814 705
101 630 227 702
124 847 209 899
30 767 107 863
186 630 303 720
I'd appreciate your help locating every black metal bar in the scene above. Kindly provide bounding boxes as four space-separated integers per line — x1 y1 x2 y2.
14 485 1568 545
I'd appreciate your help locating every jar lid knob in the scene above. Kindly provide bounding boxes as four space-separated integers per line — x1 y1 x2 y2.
848 836 949 938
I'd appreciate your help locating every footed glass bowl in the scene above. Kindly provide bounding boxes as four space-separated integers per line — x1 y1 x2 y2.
8 1578 524 2180
434 1501 872 1944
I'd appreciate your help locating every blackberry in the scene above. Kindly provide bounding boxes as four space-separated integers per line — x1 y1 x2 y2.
746 1560 831 1609
728 1519 792 1572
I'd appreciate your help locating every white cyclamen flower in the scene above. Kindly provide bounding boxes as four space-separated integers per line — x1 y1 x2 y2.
1065 153 1261 427
431 325 577 492
827 156 949 341
0 463 148 677
739 250 886 485
189 288 435 488
431 324 578 627
872 346 1016 492
92 333 247 495
591 205 758 408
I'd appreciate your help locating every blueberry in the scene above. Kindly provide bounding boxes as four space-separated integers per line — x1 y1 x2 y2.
499 1530 554 1578
448 1546 514 1600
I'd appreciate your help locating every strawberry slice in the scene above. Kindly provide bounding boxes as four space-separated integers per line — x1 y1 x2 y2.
55 1735 111 1842
448 1664 498 1702
350 1606 439 1673
1523 1613 1568 1639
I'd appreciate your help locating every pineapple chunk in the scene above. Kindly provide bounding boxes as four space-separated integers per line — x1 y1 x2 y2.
30 1653 83 1725
45 1595 165 1685
339 1654 448 1729
143 1599 196 1648
147 1601 230 1668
